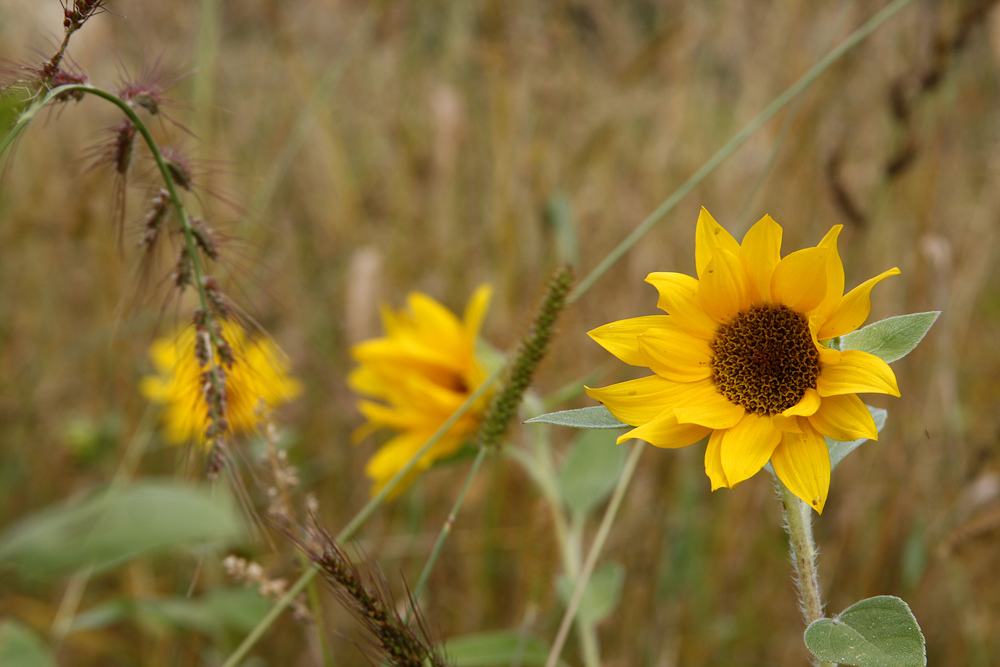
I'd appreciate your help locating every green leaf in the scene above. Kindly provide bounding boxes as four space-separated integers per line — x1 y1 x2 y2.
0 480 244 580
828 405 888 470
804 595 926 667
839 312 940 364
0 621 56 667
525 406 629 430
556 561 625 626
558 430 627 516
444 630 570 667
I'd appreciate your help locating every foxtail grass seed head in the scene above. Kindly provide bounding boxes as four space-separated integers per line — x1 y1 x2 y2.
586 209 901 513
349 285 495 496
138 188 170 252
62 0 107 34
275 512 449 667
478 265 573 451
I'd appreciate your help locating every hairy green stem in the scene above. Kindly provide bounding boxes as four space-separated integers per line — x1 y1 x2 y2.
220 363 505 667
779 481 837 667
568 0 917 304
544 441 646 667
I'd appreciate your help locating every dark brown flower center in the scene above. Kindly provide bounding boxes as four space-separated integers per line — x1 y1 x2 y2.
710 305 820 416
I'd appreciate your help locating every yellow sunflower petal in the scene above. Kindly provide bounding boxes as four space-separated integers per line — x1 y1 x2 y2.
617 407 711 448
818 267 901 340
364 431 432 496
463 284 493 339
587 316 679 367
704 429 729 490
673 385 745 429
699 248 752 324
637 327 713 382
771 246 830 313
720 412 782 486
812 225 845 322
585 374 694 426
772 414 802 433
807 393 878 442
695 207 741 278
645 272 718 339
817 349 900 398
771 422 830 513
408 293 466 351
781 387 821 418
739 214 782 305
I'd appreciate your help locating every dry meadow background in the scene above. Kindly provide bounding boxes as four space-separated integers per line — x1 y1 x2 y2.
1 1 999 665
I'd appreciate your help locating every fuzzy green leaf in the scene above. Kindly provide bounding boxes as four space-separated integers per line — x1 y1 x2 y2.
0 480 243 580
839 312 939 364
558 430 627 516
445 630 570 667
805 595 926 667
556 561 625 626
525 406 629 430
828 405 888 470
0 621 56 667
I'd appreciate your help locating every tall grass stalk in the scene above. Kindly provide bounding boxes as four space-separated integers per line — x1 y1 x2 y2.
568 0 917 304
544 441 647 667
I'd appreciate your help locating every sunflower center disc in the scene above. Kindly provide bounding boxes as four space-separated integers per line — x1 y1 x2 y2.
710 305 821 415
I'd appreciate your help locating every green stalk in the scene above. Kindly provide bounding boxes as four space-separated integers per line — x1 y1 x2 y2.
778 481 837 667
220 362 505 667
406 446 489 621
568 0 917 304
544 441 646 667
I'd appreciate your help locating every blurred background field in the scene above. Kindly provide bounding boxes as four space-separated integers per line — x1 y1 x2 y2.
1 0 999 665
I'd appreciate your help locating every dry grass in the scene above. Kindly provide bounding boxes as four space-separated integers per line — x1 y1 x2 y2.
1 1 999 665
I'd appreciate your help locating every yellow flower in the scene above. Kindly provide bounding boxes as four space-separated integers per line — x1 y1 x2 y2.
140 320 302 445
349 285 494 496
586 209 900 513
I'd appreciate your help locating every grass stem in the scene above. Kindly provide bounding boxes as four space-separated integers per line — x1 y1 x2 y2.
544 440 646 667
568 0 917 305
406 446 489 621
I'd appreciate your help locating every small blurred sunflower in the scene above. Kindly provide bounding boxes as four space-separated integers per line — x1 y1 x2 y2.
349 285 494 496
586 209 900 513
140 320 302 445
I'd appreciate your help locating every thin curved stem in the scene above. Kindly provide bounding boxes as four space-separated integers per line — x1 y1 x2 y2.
568 0 917 305
15 83 233 442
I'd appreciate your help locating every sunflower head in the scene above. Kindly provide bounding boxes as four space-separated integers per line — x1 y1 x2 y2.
140 320 302 446
586 209 901 513
349 285 494 496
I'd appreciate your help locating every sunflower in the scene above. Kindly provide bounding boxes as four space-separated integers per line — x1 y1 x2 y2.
349 285 494 496
140 320 302 445
586 209 900 512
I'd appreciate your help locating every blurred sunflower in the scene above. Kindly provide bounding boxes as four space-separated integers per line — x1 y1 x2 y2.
586 209 900 513
140 320 302 445
349 285 494 496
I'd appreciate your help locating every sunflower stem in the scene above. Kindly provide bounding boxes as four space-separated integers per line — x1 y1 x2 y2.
778 480 837 667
